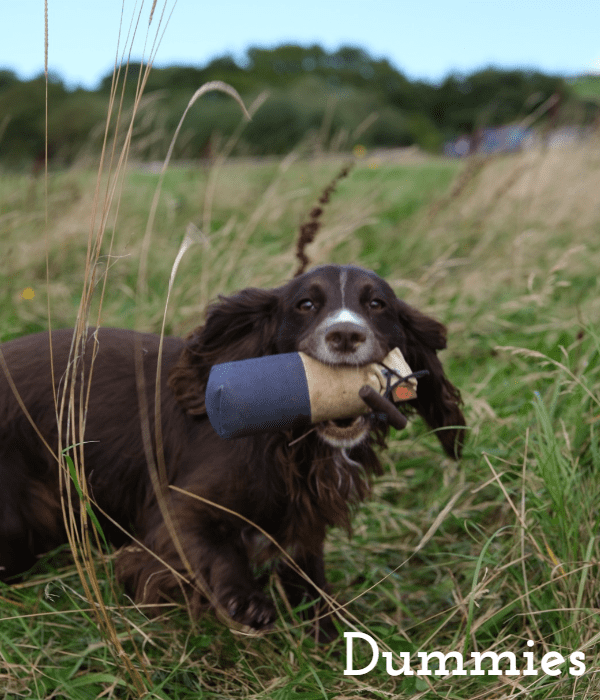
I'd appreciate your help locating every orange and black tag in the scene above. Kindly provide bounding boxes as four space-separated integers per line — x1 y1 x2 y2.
393 384 417 402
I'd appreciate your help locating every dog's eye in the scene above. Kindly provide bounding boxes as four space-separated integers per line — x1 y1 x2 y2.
297 299 316 311
369 299 385 310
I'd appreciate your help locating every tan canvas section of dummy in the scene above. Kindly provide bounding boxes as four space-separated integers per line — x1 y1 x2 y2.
299 347 417 424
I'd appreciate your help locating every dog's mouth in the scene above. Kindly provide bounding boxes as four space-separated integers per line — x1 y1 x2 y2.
316 415 369 449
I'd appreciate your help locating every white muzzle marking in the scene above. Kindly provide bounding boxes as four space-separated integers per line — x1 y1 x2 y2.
326 308 367 327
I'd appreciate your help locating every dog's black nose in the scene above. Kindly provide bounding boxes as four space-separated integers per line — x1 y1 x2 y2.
325 322 367 353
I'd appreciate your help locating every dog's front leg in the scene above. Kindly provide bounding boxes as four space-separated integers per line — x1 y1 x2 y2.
205 532 277 630
279 544 338 642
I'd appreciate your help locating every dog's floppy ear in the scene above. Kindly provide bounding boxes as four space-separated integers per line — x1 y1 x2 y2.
395 299 466 459
168 288 281 415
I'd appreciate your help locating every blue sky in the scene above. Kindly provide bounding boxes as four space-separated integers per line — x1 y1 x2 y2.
2 0 599 89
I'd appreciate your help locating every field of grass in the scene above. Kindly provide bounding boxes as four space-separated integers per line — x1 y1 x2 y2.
1 138 600 699
570 74 600 102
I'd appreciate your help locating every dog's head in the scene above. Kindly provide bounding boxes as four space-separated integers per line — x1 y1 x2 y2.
169 264 465 457
274 264 401 365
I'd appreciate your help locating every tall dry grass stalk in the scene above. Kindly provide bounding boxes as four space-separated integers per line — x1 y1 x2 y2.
137 80 252 297
38 2 187 691
294 162 353 276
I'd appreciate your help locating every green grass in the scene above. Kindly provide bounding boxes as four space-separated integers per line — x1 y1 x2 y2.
570 74 600 101
2 141 600 698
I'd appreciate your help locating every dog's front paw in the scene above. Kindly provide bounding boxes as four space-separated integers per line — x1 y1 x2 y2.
223 589 276 629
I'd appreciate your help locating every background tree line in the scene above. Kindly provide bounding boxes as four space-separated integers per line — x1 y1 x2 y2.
0 43 596 168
